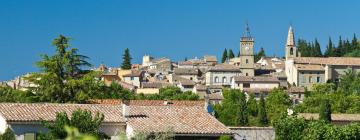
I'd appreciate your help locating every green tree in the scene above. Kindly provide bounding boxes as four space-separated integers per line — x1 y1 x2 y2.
313 39 322 57
273 114 306 140
258 93 268 126
221 48 228 63
41 109 107 139
64 126 97 140
27 35 92 103
214 89 248 126
121 48 132 69
254 47 266 62
265 88 292 122
0 128 15 140
247 93 258 117
319 99 332 123
237 90 248 126
228 49 235 59
324 37 334 57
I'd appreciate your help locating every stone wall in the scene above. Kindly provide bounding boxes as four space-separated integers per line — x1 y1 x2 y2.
229 127 275 140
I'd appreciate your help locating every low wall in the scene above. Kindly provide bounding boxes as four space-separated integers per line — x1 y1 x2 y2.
229 127 275 140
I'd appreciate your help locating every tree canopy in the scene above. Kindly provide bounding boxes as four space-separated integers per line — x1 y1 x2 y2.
39 109 106 139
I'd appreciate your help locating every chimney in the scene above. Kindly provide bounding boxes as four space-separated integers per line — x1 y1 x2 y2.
122 99 130 117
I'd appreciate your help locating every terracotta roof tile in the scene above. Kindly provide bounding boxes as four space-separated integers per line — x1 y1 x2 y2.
0 103 124 123
174 68 198 75
234 76 279 83
208 64 241 72
287 87 305 93
294 57 360 66
127 106 231 135
89 99 205 107
208 93 224 100
295 64 324 71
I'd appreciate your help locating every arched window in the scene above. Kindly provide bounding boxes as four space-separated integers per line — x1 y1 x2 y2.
246 59 249 64
290 48 294 55
214 76 219 83
230 77 234 83
222 77 227 83
246 73 249 76
190 77 193 81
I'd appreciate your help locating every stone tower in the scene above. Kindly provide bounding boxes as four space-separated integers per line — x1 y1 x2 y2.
239 23 255 76
285 26 297 60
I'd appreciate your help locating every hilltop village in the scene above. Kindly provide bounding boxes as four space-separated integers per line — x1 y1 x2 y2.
8 25 359 104
2 25 360 140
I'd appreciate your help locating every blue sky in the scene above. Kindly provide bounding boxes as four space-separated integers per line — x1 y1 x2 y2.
1 0 360 80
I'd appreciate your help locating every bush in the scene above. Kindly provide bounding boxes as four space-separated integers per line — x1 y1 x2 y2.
0 128 15 140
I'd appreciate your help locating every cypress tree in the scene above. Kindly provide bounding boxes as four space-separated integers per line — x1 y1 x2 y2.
314 39 322 57
255 47 266 62
121 48 132 70
319 99 331 123
258 93 268 126
324 37 334 57
352 34 358 48
336 36 344 56
247 93 258 117
221 48 228 63
228 49 235 59
237 91 248 126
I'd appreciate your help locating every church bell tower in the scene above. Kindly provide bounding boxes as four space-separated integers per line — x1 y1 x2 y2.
239 23 255 76
285 26 297 60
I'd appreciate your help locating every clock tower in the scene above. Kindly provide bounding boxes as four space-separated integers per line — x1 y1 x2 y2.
239 23 255 76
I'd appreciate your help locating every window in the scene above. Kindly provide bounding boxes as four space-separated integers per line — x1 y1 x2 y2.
190 77 193 80
214 77 219 83
317 77 320 83
222 77 227 83
246 59 249 64
230 77 234 83
246 73 248 76
130 77 134 80
24 133 36 140
243 83 250 88
309 76 312 83
290 48 294 55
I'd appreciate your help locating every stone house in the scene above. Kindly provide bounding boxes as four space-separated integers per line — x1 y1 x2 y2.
122 70 144 88
231 76 279 91
205 64 241 86
173 68 200 82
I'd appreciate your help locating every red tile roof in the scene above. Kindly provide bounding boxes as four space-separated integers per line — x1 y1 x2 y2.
0 103 124 123
294 57 360 66
127 106 231 135
88 99 205 107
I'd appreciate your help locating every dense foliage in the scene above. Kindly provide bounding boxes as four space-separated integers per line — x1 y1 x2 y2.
0 128 16 140
137 86 199 100
214 88 290 126
295 70 360 113
265 88 292 122
274 115 360 140
39 109 106 139
298 34 360 57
